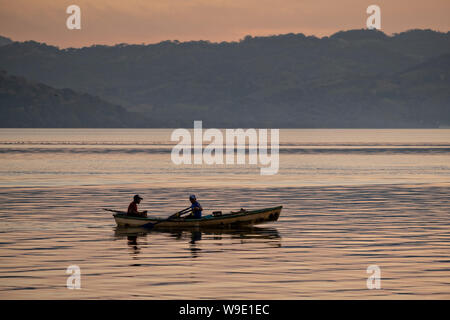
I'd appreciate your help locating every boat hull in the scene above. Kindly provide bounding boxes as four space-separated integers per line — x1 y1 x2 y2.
113 206 282 229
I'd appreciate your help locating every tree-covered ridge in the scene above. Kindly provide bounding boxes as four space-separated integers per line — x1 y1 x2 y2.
0 36 12 47
0 29 449 127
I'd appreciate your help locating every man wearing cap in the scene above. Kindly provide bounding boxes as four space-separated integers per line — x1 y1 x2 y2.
185 195 203 219
127 195 148 217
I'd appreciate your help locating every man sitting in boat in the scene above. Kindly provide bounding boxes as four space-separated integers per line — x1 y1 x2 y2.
183 195 203 219
127 195 147 217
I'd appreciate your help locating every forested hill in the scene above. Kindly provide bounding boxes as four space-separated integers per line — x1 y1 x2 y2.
0 29 449 128
0 71 146 127
0 36 12 47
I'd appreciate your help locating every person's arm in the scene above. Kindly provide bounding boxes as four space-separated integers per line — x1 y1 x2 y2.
135 208 147 217
189 204 202 218
137 205 147 216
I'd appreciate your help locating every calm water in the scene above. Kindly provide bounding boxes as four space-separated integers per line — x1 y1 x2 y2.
0 129 449 299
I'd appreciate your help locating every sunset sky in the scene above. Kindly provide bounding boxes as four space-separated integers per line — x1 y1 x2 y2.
0 0 449 48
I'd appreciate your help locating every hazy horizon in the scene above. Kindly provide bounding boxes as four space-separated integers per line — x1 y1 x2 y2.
1 0 449 48
2 28 450 49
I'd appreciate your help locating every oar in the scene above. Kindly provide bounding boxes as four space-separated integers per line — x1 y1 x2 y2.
167 206 192 219
143 207 192 229
104 207 192 228
103 208 126 214
103 207 191 217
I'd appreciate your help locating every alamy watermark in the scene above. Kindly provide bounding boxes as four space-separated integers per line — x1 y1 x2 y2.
367 5 381 30
171 121 279 175
66 265 81 289
66 5 81 30
366 265 381 289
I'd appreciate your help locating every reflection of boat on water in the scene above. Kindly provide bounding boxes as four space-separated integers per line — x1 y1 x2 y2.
113 206 282 229
114 225 281 241
114 226 281 258
114 225 281 258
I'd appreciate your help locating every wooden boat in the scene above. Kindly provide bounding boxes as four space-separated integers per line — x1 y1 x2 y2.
112 206 282 229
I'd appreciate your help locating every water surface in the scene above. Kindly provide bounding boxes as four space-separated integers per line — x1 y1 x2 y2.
0 129 449 299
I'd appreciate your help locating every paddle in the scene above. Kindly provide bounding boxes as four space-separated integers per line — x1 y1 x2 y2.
103 208 126 214
104 206 193 228
142 206 192 229
167 206 192 219
103 207 191 217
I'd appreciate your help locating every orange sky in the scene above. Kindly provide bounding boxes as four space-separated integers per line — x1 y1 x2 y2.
0 0 449 48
